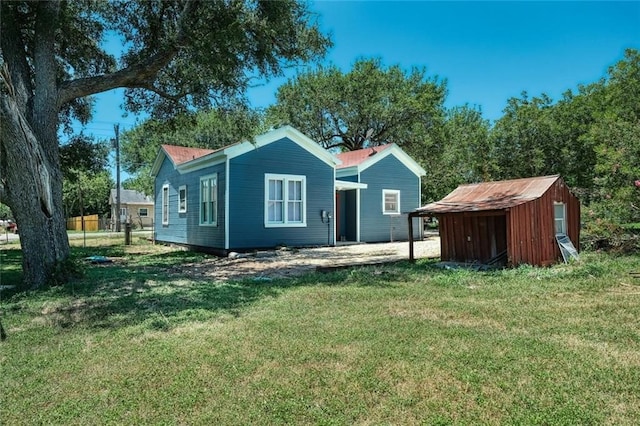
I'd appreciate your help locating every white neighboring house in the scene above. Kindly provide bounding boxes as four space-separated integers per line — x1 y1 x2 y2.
109 189 154 229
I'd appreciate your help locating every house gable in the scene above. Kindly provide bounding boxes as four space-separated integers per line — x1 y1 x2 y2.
358 154 422 242
226 135 335 249
336 144 425 180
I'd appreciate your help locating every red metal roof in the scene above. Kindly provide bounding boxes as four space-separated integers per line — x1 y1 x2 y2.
417 175 561 213
162 144 217 165
335 144 393 169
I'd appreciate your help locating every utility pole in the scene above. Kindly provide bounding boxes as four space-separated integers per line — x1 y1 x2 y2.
114 124 121 232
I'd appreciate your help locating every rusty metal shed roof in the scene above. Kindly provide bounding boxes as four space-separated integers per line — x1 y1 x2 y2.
416 175 561 214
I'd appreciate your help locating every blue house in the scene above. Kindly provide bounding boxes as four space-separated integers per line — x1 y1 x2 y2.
151 126 425 254
335 144 425 243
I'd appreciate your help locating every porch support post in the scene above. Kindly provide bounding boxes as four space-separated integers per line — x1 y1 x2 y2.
408 212 415 261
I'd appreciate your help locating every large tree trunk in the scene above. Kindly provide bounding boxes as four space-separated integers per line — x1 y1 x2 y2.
0 1 70 289
1 95 70 289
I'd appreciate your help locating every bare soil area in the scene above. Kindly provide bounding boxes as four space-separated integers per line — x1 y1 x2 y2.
173 235 440 282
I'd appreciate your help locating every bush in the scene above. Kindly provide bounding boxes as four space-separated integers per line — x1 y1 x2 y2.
581 218 639 254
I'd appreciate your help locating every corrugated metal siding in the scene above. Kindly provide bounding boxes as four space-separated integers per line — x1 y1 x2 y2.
507 178 579 266
359 155 421 242
154 157 226 248
227 137 334 249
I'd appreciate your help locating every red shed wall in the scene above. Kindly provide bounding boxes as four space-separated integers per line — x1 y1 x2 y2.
507 178 580 266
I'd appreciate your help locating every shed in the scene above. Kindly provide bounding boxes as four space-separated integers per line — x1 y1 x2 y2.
408 175 580 266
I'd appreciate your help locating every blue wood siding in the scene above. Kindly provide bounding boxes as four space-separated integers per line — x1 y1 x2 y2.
337 174 358 183
359 155 422 242
228 137 334 249
154 157 226 248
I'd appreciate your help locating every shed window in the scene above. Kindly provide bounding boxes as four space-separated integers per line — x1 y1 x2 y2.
178 185 187 213
162 184 169 225
554 203 566 234
265 173 306 227
383 189 401 214
200 174 217 226
138 208 148 217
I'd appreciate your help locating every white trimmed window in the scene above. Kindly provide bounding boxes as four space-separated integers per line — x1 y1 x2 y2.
138 208 148 217
178 185 187 213
265 173 306 227
162 184 169 225
200 174 218 226
382 189 401 214
554 202 566 234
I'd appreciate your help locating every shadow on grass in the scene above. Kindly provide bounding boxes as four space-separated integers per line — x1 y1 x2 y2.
45 269 371 332
0 248 24 288
3 245 432 333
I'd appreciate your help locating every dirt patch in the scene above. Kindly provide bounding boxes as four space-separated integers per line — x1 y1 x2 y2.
171 236 440 282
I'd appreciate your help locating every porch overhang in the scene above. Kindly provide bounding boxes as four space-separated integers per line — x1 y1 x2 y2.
335 180 368 190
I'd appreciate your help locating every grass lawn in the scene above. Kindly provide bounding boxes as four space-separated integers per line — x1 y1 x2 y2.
1 240 639 424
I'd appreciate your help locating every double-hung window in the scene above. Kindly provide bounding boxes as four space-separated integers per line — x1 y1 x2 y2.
178 185 187 213
200 174 217 226
162 184 169 225
382 189 401 214
265 174 306 227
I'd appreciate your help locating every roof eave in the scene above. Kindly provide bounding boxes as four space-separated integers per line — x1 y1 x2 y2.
358 144 426 176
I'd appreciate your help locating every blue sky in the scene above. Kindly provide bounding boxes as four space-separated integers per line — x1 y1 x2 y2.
83 1 639 146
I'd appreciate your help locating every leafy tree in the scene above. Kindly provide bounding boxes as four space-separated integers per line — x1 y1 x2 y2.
121 106 265 196
59 135 113 217
486 49 639 225
63 171 113 218
267 58 446 152
0 0 329 288
547 86 600 197
0 204 12 221
585 49 640 223
60 134 110 178
427 105 491 200
490 92 562 180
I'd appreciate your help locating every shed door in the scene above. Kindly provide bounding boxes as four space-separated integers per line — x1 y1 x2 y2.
463 214 507 264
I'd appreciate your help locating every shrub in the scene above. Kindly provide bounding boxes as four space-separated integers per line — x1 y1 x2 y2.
581 218 639 254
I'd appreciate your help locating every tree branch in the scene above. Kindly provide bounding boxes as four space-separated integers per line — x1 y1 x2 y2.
138 81 187 102
56 0 198 108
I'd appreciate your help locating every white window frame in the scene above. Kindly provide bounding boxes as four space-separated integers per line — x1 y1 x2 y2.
138 208 148 217
554 202 566 235
199 174 218 226
178 185 187 213
382 189 401 215
162 184 169 225
264 173 307 228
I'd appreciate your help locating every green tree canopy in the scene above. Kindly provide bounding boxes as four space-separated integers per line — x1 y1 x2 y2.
121 106 265 196
59 135 113 217
425 105 491 201
267 58 447 152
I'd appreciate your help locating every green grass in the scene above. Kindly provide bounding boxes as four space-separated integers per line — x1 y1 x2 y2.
1 241 639 424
